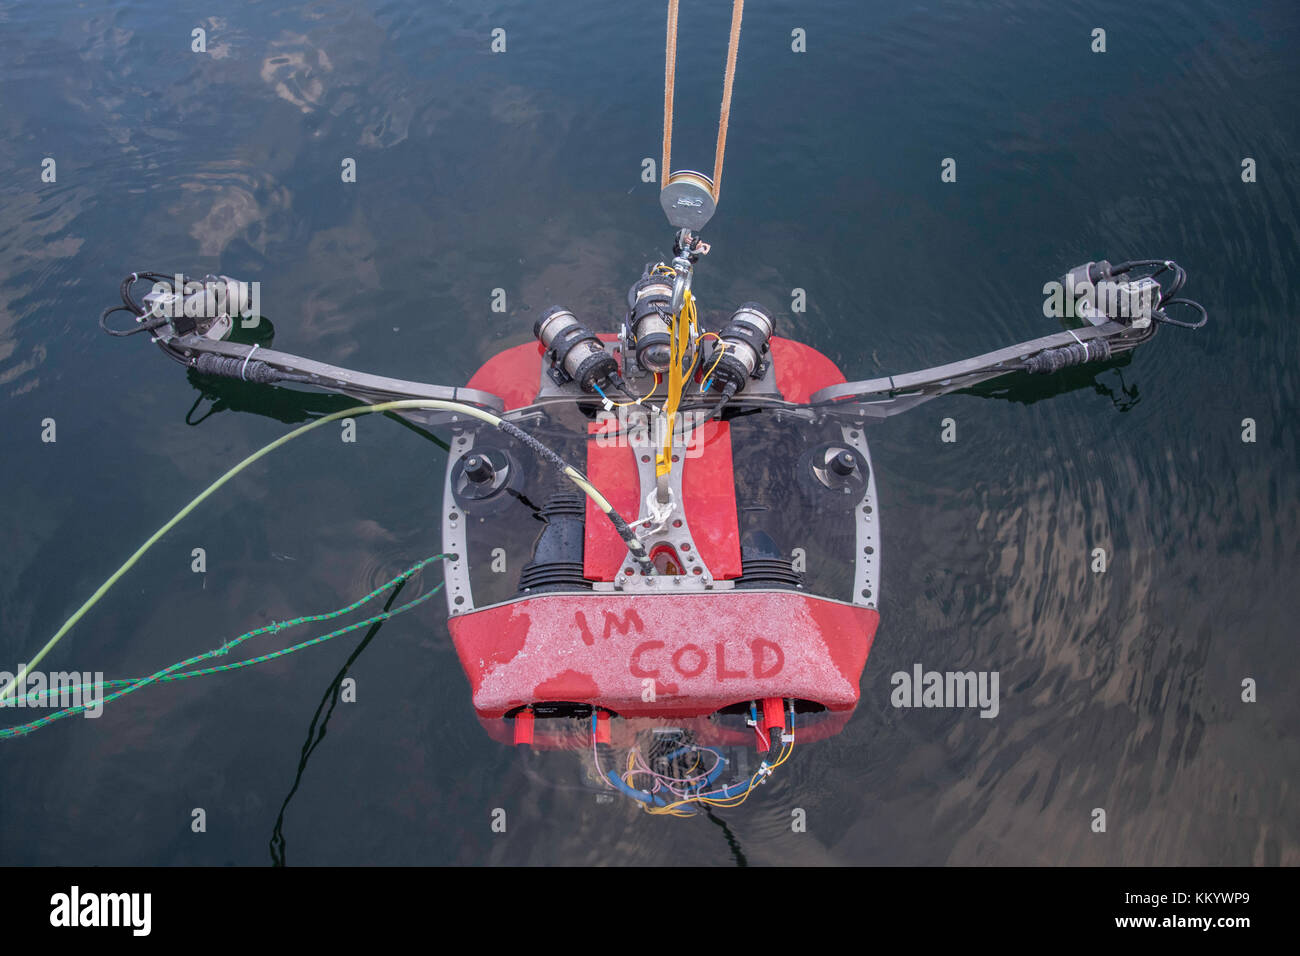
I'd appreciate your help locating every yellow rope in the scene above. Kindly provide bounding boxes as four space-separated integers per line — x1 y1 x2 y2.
660 0 745 203
662 0 679 187
712 0 745 200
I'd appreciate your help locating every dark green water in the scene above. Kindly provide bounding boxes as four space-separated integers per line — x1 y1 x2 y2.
1 0 1296 865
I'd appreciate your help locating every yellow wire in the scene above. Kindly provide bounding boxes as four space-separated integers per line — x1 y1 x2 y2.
644 736 795 815
681 334 702 383
701 338 727 387
604 373 661 408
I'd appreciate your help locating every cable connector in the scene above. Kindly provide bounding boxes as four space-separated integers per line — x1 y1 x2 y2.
672 228 710 262
513 707 535 749
761 696 785 735
592 709 612 745
747 700 772 751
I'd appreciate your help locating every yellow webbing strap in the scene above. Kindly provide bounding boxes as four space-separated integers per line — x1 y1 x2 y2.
656 291 697 476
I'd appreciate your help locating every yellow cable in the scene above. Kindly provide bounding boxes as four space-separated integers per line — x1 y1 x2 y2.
701 338 727 386
605 373 660 408
645 737 794 815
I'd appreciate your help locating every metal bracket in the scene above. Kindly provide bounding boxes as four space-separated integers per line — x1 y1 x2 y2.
839 422 880 610
442 429 476 615
670 257 692 315
607 410 729 592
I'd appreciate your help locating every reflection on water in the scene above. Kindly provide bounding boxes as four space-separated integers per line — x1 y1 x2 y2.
0 0 1296 865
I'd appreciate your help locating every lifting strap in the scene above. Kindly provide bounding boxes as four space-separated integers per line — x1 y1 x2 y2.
662 0 745 203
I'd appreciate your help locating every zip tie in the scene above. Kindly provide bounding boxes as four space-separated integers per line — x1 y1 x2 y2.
631 487 675 539
1065 327 1092 361
239 343 260 381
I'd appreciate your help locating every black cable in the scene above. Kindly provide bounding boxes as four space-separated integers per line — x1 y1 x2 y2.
100 304 167 337
1111 259 1187 305
270 578 406 866
497 419 654 573
1154 298 1209 329
106 271 190 334
604 369 640 403
1024 337 1113 374
707 382 737 420
118 276 140 315
1159 262 1186 303
703 807 749 866
191 352 315 385
1110 258 1170 276
1106 258 1203 324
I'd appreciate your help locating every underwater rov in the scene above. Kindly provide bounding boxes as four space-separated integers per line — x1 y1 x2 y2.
62 2 1211 815
89 250 1205 813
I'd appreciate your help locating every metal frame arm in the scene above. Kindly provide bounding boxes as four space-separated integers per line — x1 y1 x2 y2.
809 320 1152 420
156 329 505 423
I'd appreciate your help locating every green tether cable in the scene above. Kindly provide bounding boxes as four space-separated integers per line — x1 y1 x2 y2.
0 397 647 705
0 557 441 738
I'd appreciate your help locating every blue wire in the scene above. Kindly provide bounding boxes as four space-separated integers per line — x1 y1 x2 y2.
700 748 729 788
606 770 667 806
